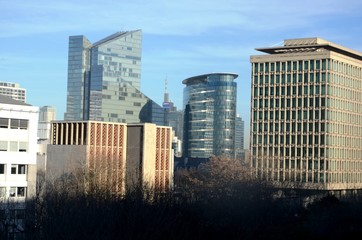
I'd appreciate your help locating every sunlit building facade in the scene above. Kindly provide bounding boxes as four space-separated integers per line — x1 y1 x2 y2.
0 82 26 103
64 30 164 125
47 121 174 194
250 38 362 190
183 73 238 159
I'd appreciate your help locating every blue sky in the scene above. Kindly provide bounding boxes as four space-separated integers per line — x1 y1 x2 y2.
1 0 362 146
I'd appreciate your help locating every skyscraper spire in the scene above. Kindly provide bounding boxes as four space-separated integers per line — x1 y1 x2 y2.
164 77 169 103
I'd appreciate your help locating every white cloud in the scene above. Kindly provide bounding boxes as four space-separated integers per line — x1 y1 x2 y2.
1 0 361 38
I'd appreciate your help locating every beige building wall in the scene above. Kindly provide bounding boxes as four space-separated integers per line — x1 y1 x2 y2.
47 121 173 195
250 38 362 190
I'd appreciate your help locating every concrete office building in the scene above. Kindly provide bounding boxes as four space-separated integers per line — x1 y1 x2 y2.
183 73 238 159
64 30 164 125
0 82 26 103
47 121 173 194
250 38 362 190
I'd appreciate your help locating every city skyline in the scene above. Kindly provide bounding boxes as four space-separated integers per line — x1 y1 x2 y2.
1 0 362 147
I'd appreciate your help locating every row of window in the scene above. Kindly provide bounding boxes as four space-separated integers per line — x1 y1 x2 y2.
253 60 328 73
0 187 26 198
252 134 326 146
0 118 28 129
252 146 326 158
0 164 27 174
253 59 362 77
253 109 326 121
0 141 28 152
253 72 328 85
253 122 326 133
253 84 327 97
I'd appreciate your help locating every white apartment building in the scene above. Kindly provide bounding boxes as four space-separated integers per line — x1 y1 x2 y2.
0 95 39 203
0 82 26 103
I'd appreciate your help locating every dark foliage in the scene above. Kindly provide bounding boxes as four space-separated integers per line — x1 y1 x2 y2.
3 158 362 239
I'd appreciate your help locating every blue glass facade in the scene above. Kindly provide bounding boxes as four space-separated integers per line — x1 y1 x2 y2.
65 30 165 125
182 73 238 158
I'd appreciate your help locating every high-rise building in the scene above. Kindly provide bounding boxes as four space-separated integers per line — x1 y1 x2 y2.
64 30 164 125
250 38 362 190
182 73 238 159
0 82 26 103
235 115 245 160
47 121 173 194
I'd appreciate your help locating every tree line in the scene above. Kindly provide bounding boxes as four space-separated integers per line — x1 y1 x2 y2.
1 156 362 239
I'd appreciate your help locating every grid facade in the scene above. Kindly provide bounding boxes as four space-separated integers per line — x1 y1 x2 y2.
250 38 362 190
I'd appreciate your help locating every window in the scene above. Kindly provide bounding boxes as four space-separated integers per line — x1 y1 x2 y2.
10 164 26 174
10 119 19 129
18 165 26 174
9 187 26 197
0 141 6 151
19 142 28 152
17 187 25 197
11 165 17 174
0 164 4 174
19 119 28 130
0 118 8 128
10 141 18 152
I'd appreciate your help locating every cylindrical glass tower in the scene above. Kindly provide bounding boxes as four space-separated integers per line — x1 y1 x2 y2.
182 73 238 159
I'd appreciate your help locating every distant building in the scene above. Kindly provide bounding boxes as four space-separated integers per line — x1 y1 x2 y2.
250 37 362 190
64 30 164 125
162 78 183 156
182 73 238 159
38 106 56 140
37 106 56 171
0 82 26 103
47 121 173 194
0 95 38 238
235 115 245 161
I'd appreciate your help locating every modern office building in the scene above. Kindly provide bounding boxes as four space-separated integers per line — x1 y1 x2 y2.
47 121 173 194
250 37 362 190
0 82 26 103
64 30 164 125
183 73 238 159
235 115 245 160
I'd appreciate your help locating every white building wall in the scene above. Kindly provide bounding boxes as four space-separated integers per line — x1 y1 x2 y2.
0 103 39 201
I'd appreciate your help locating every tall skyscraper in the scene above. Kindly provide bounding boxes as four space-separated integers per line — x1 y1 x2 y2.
250 38 362 190
183 73 238 159
65 30 164 125
0 82 26 103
